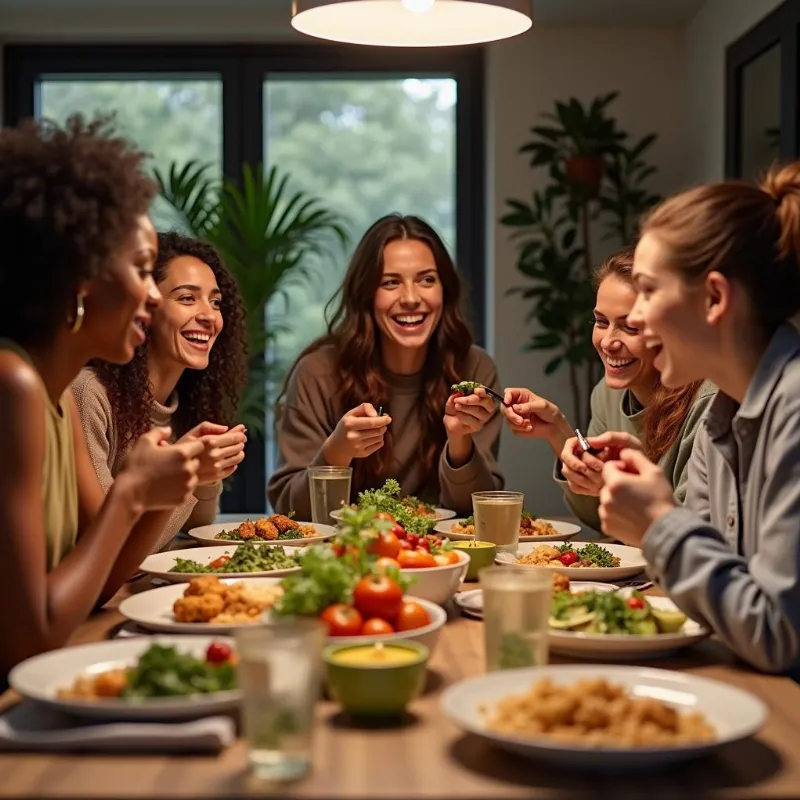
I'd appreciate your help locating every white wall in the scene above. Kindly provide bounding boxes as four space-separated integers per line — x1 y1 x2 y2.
685 0 785 181
488 26 687 518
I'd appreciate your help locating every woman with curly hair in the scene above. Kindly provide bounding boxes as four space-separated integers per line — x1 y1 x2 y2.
502 246 716 531
0 115 203 675
268 213 504 518
72 231 249 551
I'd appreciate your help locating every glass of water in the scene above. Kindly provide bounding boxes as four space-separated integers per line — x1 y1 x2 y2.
471 490 524 553
235 618 325 781
480 566 551 671
307 466 353 524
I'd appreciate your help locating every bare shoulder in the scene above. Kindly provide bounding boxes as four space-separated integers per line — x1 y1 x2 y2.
0 350 46 411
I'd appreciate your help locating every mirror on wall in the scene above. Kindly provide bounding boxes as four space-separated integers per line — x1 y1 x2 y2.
739 43 781 179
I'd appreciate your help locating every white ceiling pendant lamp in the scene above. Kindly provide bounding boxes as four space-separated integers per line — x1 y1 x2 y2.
290 0 533 47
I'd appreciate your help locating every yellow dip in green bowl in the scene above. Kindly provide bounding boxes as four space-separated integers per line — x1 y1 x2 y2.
451 540 497 581
323 641 429 717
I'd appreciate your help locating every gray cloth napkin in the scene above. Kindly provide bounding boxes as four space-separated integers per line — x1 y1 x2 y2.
0 702 236 753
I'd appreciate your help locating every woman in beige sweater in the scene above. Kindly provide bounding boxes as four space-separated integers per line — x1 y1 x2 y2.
268 214 504 518
503 246 715 530
73 232 249 551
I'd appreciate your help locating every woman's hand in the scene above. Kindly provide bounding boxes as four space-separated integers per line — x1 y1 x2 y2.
443 388 495 467
502 387 573 454
119 427 203 511
560 431 645 497
178 422 247 485
322 403 392 466
598 448 677 546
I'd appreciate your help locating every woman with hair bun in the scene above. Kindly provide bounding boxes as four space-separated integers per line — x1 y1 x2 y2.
268 213 504 518
598 162 800 675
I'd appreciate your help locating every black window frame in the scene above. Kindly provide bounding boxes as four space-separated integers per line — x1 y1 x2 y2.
725 0 800 177
3 43 486 513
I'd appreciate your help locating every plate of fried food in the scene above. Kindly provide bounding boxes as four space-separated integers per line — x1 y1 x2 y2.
495 541 646 581
436 513 580 543
119 576 285 634
188 514 336 547
9 636 241 721
139 540 303 583
441 664 767 769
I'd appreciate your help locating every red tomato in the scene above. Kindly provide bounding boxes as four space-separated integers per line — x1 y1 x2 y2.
416 538 431 552
392 523 406 540
353 575 404 620
206 641 233 663
375 557 401 573
395 601 431 631
397 549 437 569
209 555 231 569
626 596 646 610
559 551 579 566
367 531 401 559
399 539 413 551
406 533 420 549
433 550 459 565
361 618 395 636
320 604 364 636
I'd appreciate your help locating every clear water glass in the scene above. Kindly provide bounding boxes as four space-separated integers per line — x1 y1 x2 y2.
307 466 353 524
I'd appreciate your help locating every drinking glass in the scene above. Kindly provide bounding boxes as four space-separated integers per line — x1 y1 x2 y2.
235 618 325 781
307 466 352 524
471 490 524 553
481 566 551 671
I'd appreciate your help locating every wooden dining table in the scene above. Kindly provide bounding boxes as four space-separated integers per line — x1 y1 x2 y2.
2 533 800 798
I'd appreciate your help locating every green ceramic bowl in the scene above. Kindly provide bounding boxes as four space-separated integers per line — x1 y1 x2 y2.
451 540 497 581
323 640 429 717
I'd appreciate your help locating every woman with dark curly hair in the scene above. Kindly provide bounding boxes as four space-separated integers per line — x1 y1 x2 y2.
0 115 203 675
72 231 249 551
268 213 504 518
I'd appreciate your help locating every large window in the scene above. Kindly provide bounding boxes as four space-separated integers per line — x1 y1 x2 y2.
4 45 485 513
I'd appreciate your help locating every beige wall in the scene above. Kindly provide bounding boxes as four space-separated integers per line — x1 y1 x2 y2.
487 26 687 518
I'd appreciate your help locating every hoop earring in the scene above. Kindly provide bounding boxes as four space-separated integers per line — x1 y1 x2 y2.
69 293 85 334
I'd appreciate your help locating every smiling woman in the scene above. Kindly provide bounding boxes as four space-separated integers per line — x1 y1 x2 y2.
268 213 504 518
71 232 250 553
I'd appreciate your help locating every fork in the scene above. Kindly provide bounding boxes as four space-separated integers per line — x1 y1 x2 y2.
482 386 511 407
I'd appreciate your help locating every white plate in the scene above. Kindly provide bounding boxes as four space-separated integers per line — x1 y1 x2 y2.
119 577 284 634
496 541 646 581
454 581 614 619
9 636 240 721
436 517 581 543
187 520 336 547
329 506 456 522
549 593 712 659
441 664 767 769
139 544 303 583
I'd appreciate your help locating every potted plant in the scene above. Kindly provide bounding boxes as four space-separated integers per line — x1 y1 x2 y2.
501 93 660 428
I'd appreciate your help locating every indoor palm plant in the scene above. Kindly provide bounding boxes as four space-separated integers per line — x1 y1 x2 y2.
155 161 349 436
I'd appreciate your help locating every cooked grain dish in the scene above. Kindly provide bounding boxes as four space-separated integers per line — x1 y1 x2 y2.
485 677 715 747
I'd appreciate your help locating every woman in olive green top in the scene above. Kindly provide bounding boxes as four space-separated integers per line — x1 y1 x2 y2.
0 117 203 677
503 247 715 530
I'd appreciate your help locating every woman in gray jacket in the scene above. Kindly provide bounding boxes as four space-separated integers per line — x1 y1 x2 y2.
598 162 800 677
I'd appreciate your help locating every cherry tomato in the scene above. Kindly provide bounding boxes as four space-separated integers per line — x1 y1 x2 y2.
626 596 645 610
559 551 579 566
392 523 406 540
209 555 231 569
320 604 364 636
361 618 395 636
206 641 233 663
435 550 460 565
375 556 401 573
367 531 401 559
416 537 431 552
397 549 437 569
395 601 431 631
406 533 420 549
399 539 413 550
353 574 404 620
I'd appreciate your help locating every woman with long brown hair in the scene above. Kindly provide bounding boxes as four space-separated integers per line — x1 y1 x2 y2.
268 213 504 518
72 231 249 551
503 246 716 530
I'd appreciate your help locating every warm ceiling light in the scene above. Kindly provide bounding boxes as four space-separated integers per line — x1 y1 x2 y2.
290 0 533 47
